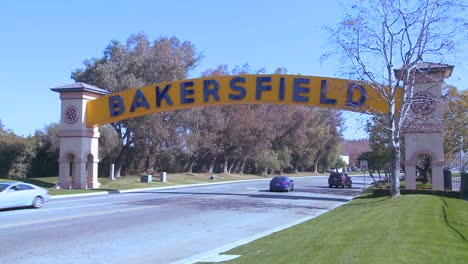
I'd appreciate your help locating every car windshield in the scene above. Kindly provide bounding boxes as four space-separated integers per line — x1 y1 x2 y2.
0 183 11 192
273 176 287 181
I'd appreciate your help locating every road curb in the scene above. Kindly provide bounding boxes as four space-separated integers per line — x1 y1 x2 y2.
50 176 329 199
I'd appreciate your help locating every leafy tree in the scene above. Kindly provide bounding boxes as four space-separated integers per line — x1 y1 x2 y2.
199 64 273 174
72 32 201 177
97 124 121 177
0 119 4 135
312 110 343 173
176 107 212 173
341 139 371 167
8 136 36 178
334 157 348 171
443 85 468 169
0 127 32 179
416 153 432 183
31 123 60 177
358 149 392 182
325 0 467 197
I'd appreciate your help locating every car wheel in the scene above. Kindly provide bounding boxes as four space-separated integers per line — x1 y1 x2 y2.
31 196 44 209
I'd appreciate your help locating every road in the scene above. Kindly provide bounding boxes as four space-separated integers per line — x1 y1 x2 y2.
0 176 366 264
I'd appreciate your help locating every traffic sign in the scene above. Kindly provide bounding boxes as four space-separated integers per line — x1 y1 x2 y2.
360 160 368 171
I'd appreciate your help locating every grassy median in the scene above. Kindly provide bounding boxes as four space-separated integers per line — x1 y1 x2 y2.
0 172 325 195
210 191 468 264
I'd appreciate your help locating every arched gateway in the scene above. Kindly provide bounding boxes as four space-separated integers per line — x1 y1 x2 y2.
52 63 453 190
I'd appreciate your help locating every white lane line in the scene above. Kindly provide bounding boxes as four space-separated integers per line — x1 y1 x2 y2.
0 206 149 229
0 193 192 216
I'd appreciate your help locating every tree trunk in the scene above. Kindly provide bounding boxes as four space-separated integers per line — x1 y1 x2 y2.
314 155 321 173
390 144 401 198
389 93 401 198
208 155 216 174
262 167 268 175
368 172 376 183
239 157 247 174
114 147 129 178
146 155 156 173
223 158 229 173
186 158 195 173
228 161 236 174
184 154 199 173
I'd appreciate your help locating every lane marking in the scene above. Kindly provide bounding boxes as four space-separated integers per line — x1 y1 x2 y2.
0 193 193 217
0 206 148 230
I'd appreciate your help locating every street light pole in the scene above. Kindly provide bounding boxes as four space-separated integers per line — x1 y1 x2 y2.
461 135 466 199
461 136 464 173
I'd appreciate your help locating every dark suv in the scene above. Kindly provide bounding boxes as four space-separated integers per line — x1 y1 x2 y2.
328 172 352 188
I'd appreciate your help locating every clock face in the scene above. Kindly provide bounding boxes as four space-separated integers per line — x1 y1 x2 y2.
411 91 436 116
64 105 79 124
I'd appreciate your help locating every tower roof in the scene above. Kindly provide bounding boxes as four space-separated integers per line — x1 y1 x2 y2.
394 62 454 79
51 82 109 95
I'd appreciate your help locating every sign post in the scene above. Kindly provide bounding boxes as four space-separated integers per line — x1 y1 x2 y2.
360 160 368 189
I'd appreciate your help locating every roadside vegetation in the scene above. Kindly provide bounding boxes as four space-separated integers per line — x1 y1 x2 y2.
211 191 468 264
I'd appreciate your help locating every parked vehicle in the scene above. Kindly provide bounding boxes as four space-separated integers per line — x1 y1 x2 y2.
0 182 50 209
328 172 352 188
269 176 294 192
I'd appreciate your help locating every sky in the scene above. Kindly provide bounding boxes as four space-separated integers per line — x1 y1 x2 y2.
0 0 466 140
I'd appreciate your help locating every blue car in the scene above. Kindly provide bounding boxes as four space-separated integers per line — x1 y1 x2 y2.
269 176 294 192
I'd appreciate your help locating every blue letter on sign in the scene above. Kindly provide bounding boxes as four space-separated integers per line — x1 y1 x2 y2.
204 79 220 102
256 76 272 100
156 84 173 107
279 77 285 101
346 83 367 108
181 81 195 104
109 95 125 117
320 80 337 105
293 78 309 102
130 90 150 112
229 77 246 100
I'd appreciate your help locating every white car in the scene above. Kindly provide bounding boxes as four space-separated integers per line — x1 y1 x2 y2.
0 182 50 209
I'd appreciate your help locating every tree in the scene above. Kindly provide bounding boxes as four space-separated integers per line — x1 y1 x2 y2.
342 139 371 167
199 64 272 174
0 119 4 135
358 150 391 182
325 0 467 197
72 32 201 177
0 128 33 179
442 85 468 169
334 157 348 171
31 123 60 177
311 109 343 173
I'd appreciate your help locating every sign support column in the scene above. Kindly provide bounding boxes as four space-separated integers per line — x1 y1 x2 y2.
52 83 109 189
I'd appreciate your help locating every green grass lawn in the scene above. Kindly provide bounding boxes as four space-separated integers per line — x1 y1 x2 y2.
2 174 467 263
210 192 468 264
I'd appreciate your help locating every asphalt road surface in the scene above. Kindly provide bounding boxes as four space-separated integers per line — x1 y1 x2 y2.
0 176 366 264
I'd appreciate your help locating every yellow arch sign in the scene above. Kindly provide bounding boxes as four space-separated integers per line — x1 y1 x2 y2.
86 74 394 127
